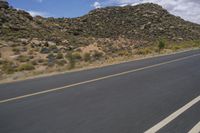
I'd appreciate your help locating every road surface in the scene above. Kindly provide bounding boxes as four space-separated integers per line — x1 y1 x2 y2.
0 49 200 133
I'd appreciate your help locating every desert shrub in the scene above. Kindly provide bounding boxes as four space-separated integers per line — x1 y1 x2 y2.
158 39 165 52
36 20 43 25
47 53 56 67
56 53 64 59
38 59 45 64
171 40 200 50
136 48 152 55
31 60 38 65
2 62 17 74
83 53 91 62
172 45 181 51
49 45 59 53
42 62 48 66
47 53 55 59
72 52 82 60
12 47 20 55
117 50 130 56
56 59 67 66
93 50 103 59
0 59 4 65
17 55 30 62
194 40 200 47
17 63 35 71
66 53 76 69
29 55 34 59
28 50 34 55
49 45 57 49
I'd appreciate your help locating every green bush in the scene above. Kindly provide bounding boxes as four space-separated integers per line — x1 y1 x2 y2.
83 53 91 62
2 62 16 74
17 55 30 62
17 63 35 71
72 52 82 60
158 40 165 52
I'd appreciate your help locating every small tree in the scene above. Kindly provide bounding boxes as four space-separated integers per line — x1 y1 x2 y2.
158 39 165 53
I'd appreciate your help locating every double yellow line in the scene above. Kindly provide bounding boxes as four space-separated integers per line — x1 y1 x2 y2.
0 53 200 104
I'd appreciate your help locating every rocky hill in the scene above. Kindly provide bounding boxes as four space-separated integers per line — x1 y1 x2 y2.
1 2 200 42
69 3 200 41
0 1 200 80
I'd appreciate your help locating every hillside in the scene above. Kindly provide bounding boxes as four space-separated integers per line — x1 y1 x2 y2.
69 3 200 41
0 1 200 80
1 2 200 42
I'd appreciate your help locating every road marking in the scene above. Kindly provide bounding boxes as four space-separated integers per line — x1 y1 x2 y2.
145 95 200 133
0 53 200 104
189 122 200 133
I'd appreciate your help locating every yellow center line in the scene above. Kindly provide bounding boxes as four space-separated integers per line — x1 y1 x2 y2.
0 53 200 104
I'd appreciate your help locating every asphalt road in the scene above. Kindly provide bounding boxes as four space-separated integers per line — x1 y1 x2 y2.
0 49 200 133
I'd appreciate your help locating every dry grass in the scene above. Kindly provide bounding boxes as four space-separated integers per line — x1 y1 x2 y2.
0 40 200 84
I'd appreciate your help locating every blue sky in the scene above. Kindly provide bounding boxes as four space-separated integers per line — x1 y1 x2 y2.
7 0 200 24
8 0 100 18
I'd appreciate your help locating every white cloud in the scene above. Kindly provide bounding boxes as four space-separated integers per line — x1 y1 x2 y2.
27 10 48 17
97 0 200 24
93 1 101 9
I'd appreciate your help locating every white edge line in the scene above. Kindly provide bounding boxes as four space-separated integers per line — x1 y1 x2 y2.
145 95 200 133
189 121 200 133
0 53 200 104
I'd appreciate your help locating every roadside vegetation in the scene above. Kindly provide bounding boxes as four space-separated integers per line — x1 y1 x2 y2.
0 39 199 82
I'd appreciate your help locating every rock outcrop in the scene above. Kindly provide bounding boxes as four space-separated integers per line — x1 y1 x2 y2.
0 0 9 9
